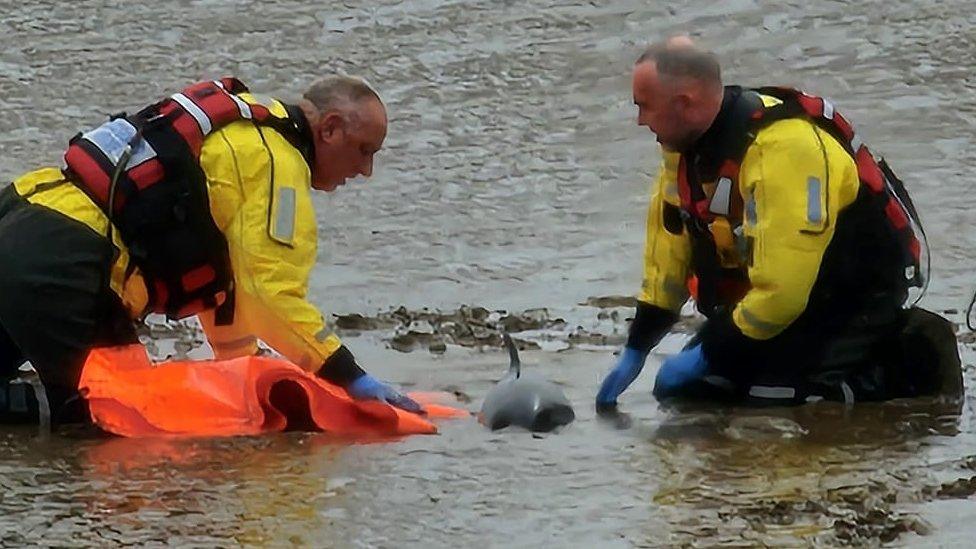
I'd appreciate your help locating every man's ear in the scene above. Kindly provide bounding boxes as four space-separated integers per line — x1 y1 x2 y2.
320 111 345 142
673 92 692 112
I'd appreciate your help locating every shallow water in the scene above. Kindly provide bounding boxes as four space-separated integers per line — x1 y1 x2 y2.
2 0 976 546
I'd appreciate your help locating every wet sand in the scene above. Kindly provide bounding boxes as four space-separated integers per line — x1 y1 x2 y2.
3 0 976 546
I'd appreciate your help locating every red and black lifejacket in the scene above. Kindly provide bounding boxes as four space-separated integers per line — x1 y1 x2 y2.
63 77 314 323
675 86 924 316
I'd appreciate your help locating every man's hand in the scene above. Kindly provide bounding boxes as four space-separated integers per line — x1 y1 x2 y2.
347 374 424 414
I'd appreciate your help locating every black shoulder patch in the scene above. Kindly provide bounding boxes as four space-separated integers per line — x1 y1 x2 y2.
663 202 684 235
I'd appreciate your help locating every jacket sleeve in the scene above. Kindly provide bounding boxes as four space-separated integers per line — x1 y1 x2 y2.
199 121 344 374
628 151 689 351
699 118 861 369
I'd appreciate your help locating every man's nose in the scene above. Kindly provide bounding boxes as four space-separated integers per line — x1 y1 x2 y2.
360 156 374 177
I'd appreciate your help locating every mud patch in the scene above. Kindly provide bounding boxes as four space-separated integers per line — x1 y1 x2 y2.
580 295 639 308
936 475 976 499
662 450 976 546
135 316 207 361
717 498 932 546
333 295 703 353
117 296 700 360
830 507 932 545
649 399 971 546
336 305 557 353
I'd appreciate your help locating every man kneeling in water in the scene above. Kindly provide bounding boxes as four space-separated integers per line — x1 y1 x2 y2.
597 36 961 410
0 75 420 425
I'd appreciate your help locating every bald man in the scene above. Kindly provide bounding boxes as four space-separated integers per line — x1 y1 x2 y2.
596 38 960 410
0 76 420 424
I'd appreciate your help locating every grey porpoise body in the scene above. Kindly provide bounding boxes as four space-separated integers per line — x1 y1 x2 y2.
478 334 575 432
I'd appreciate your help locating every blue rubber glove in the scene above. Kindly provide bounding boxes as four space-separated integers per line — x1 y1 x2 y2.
652 343 708 399
596 347 649 408
347 374 424 414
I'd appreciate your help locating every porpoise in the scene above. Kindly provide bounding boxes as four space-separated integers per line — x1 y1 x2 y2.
478 334 575 432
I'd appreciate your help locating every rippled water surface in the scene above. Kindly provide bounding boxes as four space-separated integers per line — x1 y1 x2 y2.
2 0 976 546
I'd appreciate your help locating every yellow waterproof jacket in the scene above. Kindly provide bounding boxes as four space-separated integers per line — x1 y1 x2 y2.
196 94 342 371
639 94 862 342
12 94 343 372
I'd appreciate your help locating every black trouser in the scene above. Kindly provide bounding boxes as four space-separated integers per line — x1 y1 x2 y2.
749 306 961 405
670 306 962 406
0 184 137 424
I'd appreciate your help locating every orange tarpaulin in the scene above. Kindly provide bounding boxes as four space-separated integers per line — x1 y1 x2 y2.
79 345 468 438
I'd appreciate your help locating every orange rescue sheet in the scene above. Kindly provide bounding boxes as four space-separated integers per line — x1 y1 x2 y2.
79 345 468 438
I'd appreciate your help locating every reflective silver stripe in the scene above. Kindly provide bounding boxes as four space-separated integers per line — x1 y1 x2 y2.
748 385 796 400
733 224 748 257
739 307 782 335
213 81 254 120
850 133 863 152
212 80 254 120
744 195 758 226
703 375 735 392
807 176 822 223
82 118 157 168
272 186 296 242
315 326 334 342
840 381 855 405
709 177 733 215
822 98 835 120
228 93 253 119
171 92 213 135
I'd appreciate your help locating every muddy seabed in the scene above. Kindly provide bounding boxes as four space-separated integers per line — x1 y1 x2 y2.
3 0 976 546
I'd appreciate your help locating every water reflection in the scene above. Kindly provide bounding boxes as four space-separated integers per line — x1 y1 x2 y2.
0 430 348 546
637 397 966 545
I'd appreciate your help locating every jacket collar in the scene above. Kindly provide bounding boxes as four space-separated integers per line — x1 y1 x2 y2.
282 103 316 168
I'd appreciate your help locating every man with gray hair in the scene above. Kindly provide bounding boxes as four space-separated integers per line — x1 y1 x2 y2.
596 36 960 410
0 75 421 425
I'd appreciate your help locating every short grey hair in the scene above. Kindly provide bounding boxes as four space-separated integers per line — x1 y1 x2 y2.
635 41 721 86
303 75 382 115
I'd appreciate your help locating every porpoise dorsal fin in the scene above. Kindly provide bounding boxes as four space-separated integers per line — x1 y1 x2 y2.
503 333 521 378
